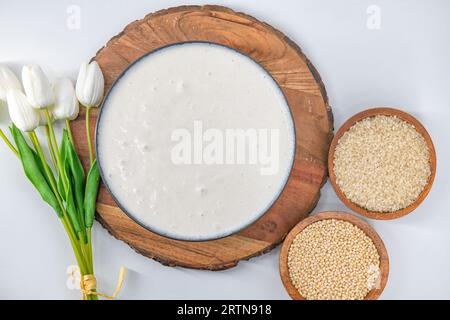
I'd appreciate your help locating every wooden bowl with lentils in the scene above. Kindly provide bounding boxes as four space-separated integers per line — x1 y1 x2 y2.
328 107 436 220
279 212 389 300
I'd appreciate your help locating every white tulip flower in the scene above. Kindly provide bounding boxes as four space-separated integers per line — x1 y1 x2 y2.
76 61 104 108
22 64 54 109
0 64 22 103
7 89 40 132
52 78 79 120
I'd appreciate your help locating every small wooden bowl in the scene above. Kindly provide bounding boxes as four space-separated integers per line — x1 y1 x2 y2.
279 211 389 300
328 107 436 220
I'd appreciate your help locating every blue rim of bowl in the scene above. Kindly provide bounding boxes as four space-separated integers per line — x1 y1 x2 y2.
95 41 297 242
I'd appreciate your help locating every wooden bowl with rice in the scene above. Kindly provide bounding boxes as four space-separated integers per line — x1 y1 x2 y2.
328 107 436 220
279 211 389 300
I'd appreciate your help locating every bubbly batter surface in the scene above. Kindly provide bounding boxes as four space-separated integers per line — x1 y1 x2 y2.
97 43 295 240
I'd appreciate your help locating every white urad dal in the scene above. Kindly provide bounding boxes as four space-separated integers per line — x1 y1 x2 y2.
97 43 295 240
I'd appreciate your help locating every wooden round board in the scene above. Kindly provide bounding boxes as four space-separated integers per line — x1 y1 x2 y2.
71 5 333 270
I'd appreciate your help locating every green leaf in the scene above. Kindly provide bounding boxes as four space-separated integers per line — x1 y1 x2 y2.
57 130 69 200
31 148 51 187
64 133 86 227
56 174 66 201
84 160 100 228
65 172 82 235
14 126 53 188
10 125 62 217
56 130 87 241
60 129 69 164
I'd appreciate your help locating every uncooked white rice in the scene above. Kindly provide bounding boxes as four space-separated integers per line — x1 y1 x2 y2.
333 115 431 212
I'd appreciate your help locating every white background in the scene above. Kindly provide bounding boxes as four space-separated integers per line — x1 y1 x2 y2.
0 0 449 299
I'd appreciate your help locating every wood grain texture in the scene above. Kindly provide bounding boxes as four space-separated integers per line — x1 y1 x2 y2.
279 211 389 300
328 107 436 220
71 5 333 270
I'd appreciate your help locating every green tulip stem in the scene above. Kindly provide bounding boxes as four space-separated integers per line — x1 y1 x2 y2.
61 216 88 275
44 109 68 191
85 107 94 165
45 126 58 169
87 227 93 272
65 119 75 146
78 231 91 271
0 128 18 157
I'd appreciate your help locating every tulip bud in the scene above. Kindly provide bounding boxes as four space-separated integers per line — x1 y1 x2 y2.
0 65 22 103
7 89 40 132
76 61 104 108
51 78 79 120
22 65 54 109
